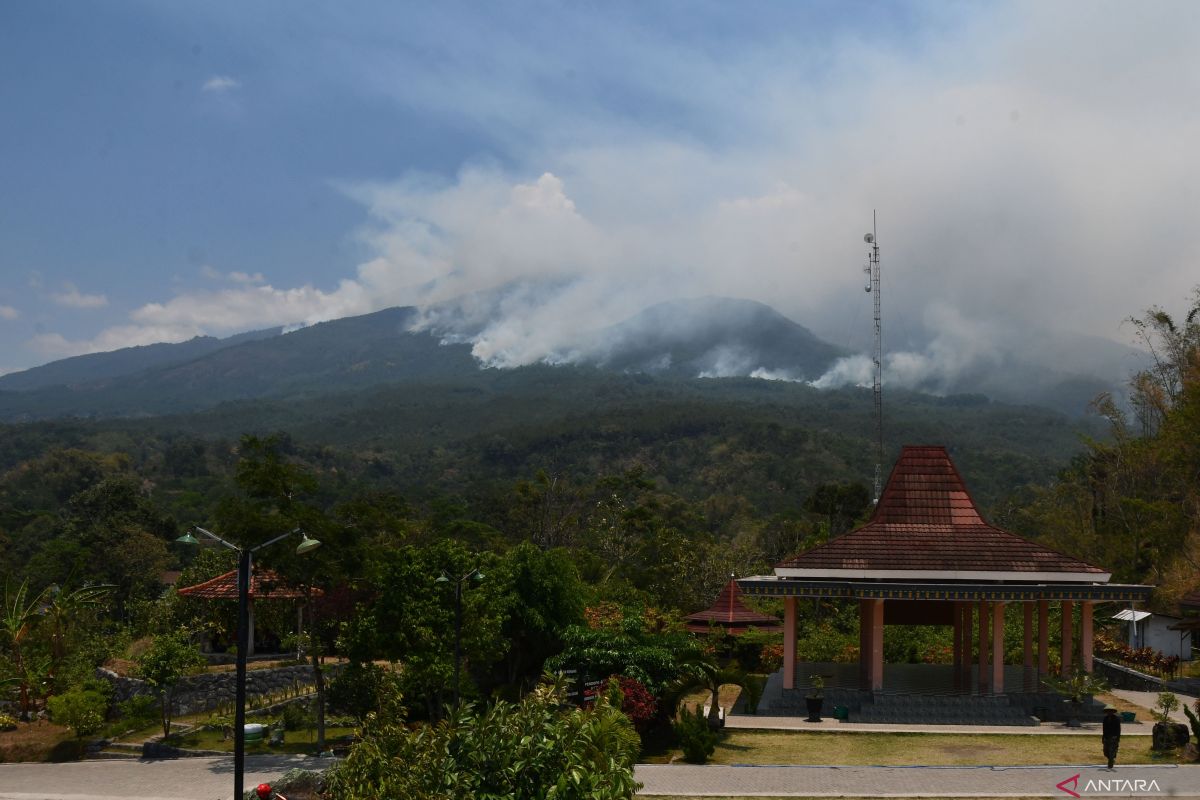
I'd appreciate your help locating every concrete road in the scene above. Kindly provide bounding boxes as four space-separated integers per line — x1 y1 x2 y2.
0 755 333 800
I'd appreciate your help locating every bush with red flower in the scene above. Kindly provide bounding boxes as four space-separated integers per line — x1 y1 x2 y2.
614 675 657 731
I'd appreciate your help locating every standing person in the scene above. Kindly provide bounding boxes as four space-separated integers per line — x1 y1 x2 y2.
1102 705 1121 770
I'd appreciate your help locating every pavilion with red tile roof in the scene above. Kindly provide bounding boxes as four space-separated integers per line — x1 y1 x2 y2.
738 445 1152 695
686 577 782 635
178 568 319 656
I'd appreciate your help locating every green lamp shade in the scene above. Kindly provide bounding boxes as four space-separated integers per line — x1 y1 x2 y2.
472 571 485 582
295 533 322 555
176 532 200 545
435 574 450 584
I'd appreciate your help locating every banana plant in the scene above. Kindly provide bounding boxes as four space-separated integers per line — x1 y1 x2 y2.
1 579 50 715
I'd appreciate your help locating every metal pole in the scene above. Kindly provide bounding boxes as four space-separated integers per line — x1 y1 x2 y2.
453 580 463 710
235 548 251 800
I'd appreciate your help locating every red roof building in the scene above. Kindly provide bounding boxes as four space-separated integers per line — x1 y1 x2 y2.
738 445 1151 696
177 568 313 601
686 578 782 635
177 568 319 656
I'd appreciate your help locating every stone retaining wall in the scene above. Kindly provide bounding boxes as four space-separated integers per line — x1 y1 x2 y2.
97 663 336 717
1094 657 1165 692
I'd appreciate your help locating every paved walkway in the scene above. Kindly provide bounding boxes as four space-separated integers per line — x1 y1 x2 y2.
636 763 1200 797
725 715 1152 736
0 755 333 800
1112 689 1198 724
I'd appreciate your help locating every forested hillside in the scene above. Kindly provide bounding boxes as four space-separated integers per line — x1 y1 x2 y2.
1001 290 1200 600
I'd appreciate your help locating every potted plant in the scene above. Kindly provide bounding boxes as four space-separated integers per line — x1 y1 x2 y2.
805 674 825 722
1044 670 1108 728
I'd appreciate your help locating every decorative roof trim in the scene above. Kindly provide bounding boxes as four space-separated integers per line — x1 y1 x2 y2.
775 567 1112 583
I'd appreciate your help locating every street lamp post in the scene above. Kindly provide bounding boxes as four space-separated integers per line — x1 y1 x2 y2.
435 568 483 710
176 526 321 800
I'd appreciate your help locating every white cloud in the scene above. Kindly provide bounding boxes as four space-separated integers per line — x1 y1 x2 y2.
29 2 1200 382
0 305 18 321
202 75 240 93
51 283 108 309
202 266 266 285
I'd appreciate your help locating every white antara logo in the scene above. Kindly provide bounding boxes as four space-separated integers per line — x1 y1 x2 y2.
1082 778 1161 793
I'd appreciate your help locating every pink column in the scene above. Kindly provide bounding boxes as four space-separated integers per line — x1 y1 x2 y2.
1061 600 1074 676
783 596 797 690
859 600 871 689
1023 603 1034 690
992 601 1006 693
1037 600 1050 678
952 603 963 672
961 604 973 687
978 600 990 692
870 599 884 691
1081 601 1094 673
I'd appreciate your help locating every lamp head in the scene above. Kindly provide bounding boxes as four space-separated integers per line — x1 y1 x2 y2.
175 532 200 546
435 573 450 584
471 570 485 582
295 532 322 555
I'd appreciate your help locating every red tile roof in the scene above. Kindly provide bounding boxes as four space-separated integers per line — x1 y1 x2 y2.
177 568 317 600
776 445 1108 578
686 579 782 634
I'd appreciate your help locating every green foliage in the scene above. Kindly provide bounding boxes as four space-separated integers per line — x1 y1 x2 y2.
1183 703 1200 747
672 705 718 764
1154 691 1180 724
327 662 402 723
324 675 640 800
0 712 18 731
134 631 206 738
47 689 107 737
278 701 311 732
1044 670 1110 705
116 695 159 730
545 614 702 698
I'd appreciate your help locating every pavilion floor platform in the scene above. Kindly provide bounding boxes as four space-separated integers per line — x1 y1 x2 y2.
755 662 1107 726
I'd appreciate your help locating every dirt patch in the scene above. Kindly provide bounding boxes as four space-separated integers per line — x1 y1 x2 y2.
0 719 86 763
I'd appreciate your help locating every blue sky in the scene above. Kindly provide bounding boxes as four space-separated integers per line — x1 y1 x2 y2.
2 2 1197 385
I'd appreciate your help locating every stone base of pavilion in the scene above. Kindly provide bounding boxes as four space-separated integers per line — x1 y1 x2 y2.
755 662 1108 726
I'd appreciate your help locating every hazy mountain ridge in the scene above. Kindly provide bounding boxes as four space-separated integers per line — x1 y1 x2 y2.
0 297 1139 421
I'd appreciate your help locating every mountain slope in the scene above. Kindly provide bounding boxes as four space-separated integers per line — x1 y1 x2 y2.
584 297 845 379
0 327 282 391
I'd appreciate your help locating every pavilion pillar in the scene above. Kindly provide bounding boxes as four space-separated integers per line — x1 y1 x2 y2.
1060 600 1074 676
960 603 973 689
1023 602 1034 690
1037 600 1050 679
952 602 963 688
977 600 990 693
783 596 797 690
1081 601 1094 673
991 602 1005 693
869 599 884 691
858 600 870 689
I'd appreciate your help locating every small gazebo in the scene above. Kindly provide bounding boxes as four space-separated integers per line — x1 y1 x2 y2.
739 445 1153 695
177 568 316 656
686 578 783 635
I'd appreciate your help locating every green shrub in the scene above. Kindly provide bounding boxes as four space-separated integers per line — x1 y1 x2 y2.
278 702 310 732
47 690 107 737
325 675 639 800
0 712 17 731
673 705 719 764
327 661 401 723
117 696 159 729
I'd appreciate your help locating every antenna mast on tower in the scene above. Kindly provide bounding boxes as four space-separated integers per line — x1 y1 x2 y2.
863 213 882 503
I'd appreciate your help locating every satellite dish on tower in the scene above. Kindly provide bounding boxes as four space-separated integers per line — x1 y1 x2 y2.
864 233 875 244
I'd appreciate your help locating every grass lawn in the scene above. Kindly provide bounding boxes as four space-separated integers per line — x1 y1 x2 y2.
162 723 357 754
653 730 1184 766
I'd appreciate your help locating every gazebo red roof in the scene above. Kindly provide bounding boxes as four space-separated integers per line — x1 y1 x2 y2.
177 568 317 601
776 446 1108 580
686 579 782 635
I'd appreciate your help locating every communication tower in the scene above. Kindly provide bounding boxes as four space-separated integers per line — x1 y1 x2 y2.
863 213 882 503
